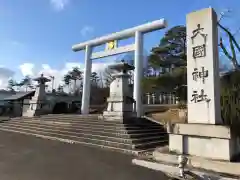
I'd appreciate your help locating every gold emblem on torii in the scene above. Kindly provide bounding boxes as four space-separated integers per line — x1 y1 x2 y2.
106 40 117 50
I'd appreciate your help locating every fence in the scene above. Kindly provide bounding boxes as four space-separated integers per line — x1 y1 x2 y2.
143 92 178 105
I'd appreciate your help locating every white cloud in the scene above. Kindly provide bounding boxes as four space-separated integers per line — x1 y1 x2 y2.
0 53 145 90
0 56 116 90
50 0 69 11
38 62 82 90
80 26 94 37
19 63 35 77
16 61 112 92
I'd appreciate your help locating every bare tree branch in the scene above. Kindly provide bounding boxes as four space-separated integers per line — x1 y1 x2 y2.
229 36 237 61
219 38 233 60
218 22 240 53
218 9 232 22
217 10 240 71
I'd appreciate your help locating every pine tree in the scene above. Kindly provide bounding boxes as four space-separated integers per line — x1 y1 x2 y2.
144 26 187 101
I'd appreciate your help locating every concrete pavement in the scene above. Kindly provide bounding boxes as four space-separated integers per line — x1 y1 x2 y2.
0 131 168 180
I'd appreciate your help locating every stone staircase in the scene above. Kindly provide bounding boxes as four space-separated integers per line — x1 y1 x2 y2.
0 114 168 155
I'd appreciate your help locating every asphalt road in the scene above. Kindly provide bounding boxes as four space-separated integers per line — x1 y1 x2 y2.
0 131 168 180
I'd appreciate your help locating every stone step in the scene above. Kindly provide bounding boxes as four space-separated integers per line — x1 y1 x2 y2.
0 123 167 144
17 114 97 119
0 116 10 121
11 114 100 121
0 125 167 150
0 126 144 155
15 115 156 125
39 115 100 120
44 113 99 116
39 114 107 118
38 119 159 127
41 114 100 117
43 117 158 126
6 119 164 131
3 120 165 136
13 116 160 129
11 118 161 127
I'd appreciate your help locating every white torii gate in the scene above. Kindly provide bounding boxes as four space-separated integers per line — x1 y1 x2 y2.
72 19 167 117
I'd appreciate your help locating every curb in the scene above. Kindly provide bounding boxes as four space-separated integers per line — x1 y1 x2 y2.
132 159 238 180
153 151 240 177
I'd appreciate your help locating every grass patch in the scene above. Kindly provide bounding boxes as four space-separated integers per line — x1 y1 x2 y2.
147 109 186 124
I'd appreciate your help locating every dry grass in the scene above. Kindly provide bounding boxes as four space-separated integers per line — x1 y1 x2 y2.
147 109 186 124
89 104 187 125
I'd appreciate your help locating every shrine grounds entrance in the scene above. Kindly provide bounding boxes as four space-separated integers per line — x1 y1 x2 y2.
72 19 167 117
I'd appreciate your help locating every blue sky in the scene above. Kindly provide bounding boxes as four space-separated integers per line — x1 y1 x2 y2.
0 0 239 88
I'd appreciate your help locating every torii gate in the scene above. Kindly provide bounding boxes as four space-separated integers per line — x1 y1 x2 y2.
72 19 167 117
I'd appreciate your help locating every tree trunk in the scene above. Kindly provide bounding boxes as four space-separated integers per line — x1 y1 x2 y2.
52 78 54 91
74 80 77 94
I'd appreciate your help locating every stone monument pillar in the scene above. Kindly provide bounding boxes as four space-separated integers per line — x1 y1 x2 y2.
146 93 151 104
168 93 172 104
159 93 163 104
102 60 136 121
163 93 166 104
168 8 240 161
172 94 176 104
152 93 156 104
23 74 51 117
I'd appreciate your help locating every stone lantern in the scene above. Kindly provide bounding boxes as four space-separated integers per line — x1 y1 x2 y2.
23 74 51 117
102 60 136 121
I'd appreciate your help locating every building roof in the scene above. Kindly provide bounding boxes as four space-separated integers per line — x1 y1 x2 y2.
3 91 35 101
0 90 15 101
